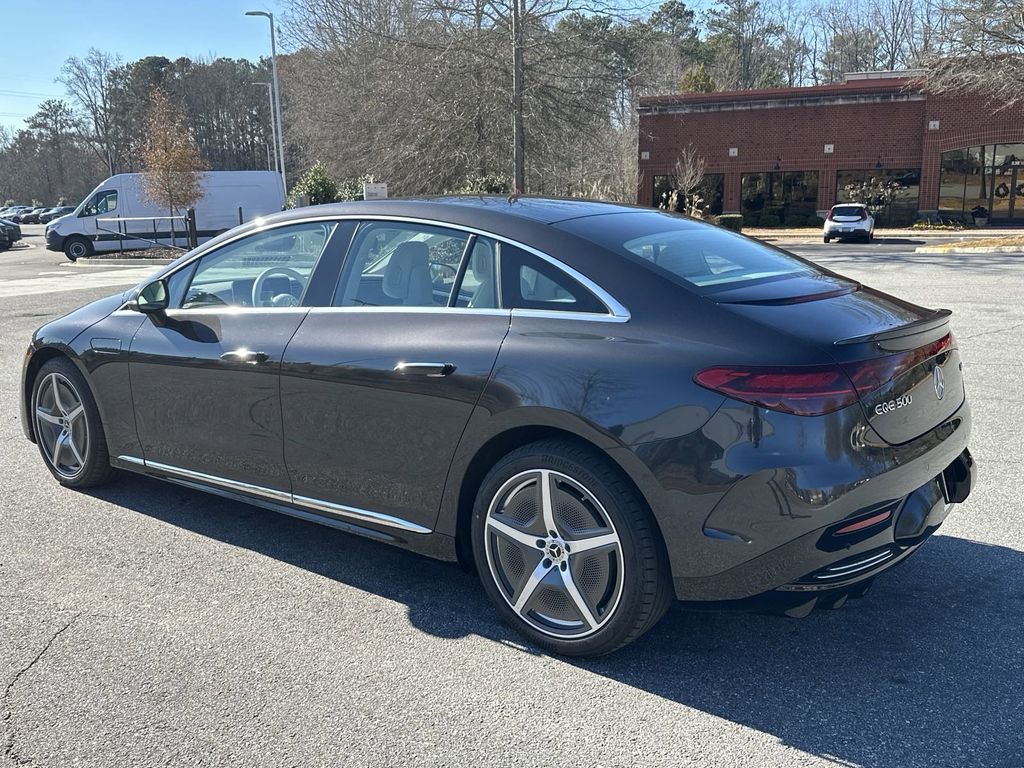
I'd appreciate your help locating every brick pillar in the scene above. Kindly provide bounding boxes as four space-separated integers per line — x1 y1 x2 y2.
818 168 836 213
723 172 742 214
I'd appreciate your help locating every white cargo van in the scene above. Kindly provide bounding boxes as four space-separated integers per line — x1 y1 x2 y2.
46 171 285 260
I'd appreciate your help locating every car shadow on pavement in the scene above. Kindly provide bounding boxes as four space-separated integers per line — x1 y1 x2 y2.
88 474 1024 768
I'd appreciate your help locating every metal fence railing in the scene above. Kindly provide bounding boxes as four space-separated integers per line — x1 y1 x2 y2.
97 215 190 253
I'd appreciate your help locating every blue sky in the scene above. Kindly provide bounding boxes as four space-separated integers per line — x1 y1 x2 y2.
0 0 285 131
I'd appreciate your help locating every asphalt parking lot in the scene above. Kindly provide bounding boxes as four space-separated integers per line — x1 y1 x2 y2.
2 225 1022 767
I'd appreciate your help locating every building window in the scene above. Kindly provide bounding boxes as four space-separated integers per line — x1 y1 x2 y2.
741 171 819 226
836 169 921 226
652 174 724 216
940 145 1024 221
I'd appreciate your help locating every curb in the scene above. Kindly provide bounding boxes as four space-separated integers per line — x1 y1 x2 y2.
914 245 1024 254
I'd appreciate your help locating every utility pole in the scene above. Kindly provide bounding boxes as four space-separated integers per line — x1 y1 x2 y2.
246 11 287 193
510 0 525 194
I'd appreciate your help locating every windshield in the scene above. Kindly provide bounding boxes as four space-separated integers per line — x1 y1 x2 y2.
557 211 824 292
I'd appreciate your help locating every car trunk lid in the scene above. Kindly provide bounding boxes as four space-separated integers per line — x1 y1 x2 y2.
711 278 965 444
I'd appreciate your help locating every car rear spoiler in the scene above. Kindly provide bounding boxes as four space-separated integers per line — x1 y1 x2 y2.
834 308 952 350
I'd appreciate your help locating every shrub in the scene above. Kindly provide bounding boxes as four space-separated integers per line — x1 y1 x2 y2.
289 161 339 207
453 173 512 195
717 214 743 232
807 214 825 227
336 174 378 202
758 213 780 228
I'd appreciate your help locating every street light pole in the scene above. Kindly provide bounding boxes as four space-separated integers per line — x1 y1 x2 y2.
246 11 287 192
252 81 278 173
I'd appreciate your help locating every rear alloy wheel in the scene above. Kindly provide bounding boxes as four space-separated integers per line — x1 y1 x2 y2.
472 439 672 656
32 358 112 487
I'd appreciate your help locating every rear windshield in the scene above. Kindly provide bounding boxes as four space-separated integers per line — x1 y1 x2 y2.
831 206 865 217
556 211 824 292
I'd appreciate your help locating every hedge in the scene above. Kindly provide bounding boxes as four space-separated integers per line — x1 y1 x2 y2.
717 214 743 232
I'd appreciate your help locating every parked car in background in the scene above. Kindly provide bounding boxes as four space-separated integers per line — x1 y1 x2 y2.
20 207 50 224
823 203 875 243
5 207 32 223
0 228 10 250
39 206 75 224
47 171 286 260
20 197 975 656
1 218 24 244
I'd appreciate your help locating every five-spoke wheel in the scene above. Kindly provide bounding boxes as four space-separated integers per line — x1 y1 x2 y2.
473 439 672 656
31 358 112 487
34 371 89 479
484 469 625 639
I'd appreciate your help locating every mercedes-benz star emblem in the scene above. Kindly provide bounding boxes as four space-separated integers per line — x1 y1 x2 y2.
933 365 945 400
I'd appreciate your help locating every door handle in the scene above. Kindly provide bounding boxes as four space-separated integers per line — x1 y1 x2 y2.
220 349 269 364
394 361 457 377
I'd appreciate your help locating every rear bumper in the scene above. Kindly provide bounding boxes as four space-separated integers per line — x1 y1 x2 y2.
654 395 973 601
675 445 975 601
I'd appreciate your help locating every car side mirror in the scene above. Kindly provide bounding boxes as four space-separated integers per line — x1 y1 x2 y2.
133 278 169 313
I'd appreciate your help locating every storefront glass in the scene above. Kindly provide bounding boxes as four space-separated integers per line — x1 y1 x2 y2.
652 174 723 216
940 144 1024 221
740 171 819 226
836 168 921 225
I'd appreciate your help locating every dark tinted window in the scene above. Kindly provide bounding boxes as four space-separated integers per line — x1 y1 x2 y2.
498 242 606 314
557 211 825 292
831 205 867 217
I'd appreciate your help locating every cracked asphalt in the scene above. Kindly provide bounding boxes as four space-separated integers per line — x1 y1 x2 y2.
1 229 1023 767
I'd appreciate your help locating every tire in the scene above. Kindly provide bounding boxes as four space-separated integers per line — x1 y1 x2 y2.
63 236 92 262
471 439 673 656
823 236 830 243
31 357 113 488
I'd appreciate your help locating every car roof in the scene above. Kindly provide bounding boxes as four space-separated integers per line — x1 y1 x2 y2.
831 202 867 208
264 196 648 227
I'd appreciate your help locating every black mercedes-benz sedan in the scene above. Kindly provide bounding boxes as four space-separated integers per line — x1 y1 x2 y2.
20 197 976 656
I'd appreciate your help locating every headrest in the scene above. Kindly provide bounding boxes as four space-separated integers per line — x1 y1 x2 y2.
383 241 430 299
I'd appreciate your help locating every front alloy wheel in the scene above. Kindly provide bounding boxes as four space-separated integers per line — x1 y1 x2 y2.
472 439 673 656
34 371 89 478
32 358 112 487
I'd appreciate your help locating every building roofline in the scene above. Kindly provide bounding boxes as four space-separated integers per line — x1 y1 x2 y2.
639 76 924 112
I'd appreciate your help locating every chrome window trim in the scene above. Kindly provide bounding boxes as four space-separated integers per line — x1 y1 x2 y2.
116 455 431 534
136 214 630 322
306 306 510 317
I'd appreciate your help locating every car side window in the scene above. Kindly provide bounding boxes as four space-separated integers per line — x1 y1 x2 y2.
333 221 470 308
80 190 117 218
497 243 607 314
452 237 499 309
179 222 336 309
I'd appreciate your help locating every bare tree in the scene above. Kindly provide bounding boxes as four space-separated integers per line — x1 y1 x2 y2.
925 0 1024 106
59 48 123 175
140 89 206 217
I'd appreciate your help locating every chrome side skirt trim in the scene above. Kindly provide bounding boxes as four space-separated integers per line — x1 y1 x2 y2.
116 455 431 534
292 494 431 534
144 459 292 504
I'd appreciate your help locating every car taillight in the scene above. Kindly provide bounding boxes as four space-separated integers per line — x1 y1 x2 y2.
695 333 953 417
840 333 952 394
694 364 860 416
826 211 834 221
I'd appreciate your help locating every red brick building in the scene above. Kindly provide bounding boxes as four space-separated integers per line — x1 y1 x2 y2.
637 72 1024 226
